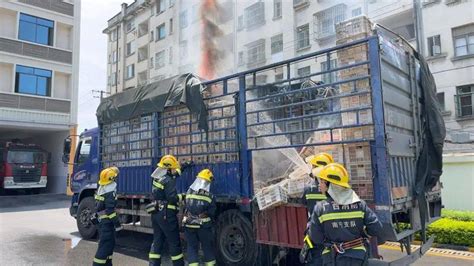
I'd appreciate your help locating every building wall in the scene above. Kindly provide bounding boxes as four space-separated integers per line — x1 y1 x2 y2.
0 0 80 194
441 154 474 211
422 1 474 152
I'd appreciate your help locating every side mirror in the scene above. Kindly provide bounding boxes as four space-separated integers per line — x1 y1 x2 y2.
62 137 72 164
62 154 70 164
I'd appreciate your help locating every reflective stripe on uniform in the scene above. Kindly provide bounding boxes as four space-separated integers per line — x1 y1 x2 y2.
93 258 107 264
205 260 216 265
153 181 164 189
186 194 212 203
107 255 113 259
149 253 161 259
319 211 364 223
188 263 199 266
322 245 366 255
322 248 331 254
167 204 176 210
185 224 201 229
99 212 117 220
94 195 105 201
352 246 366 252
178 194 184 201
304 235 314 249
305 193 327 200
171 253 184 261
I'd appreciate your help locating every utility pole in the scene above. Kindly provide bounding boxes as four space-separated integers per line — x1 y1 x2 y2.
413 0 425 55
92 90 110 101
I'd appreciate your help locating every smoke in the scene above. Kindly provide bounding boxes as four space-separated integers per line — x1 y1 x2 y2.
199 0 224 80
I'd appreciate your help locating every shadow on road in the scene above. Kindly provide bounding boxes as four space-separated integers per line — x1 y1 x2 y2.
0 194 70 213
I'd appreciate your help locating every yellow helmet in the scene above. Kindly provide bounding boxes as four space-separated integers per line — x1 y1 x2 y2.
99 167 120 186
318 163 350 188
307 153 334 168
197 169 214 182
157 155 181 170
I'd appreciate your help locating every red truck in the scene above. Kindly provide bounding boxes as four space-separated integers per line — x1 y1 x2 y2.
0 141 49 192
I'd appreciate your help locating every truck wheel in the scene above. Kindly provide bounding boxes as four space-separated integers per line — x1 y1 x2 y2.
216 209 257 265
77 197 97 239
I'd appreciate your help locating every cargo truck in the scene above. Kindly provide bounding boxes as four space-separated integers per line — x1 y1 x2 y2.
64 24 444 265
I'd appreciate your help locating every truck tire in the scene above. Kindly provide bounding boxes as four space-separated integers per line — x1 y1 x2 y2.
216 209 257 265
77 197 97 239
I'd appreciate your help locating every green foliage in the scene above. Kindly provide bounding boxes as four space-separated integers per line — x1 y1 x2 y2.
427 218 474 247
441 209 474 222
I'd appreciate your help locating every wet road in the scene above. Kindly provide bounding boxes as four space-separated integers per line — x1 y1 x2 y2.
0 194 154 266
1 194 472 266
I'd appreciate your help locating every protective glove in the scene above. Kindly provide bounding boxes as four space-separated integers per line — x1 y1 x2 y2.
90 213 99 225
145 202 157 214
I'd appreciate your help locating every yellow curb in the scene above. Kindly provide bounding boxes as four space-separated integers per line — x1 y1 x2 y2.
379 245 474 261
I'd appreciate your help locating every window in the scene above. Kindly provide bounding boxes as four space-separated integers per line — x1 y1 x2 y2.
169 47 173 64
155 50 166 69
392 24 415 40
156 24 166 40
273 0 282 19
76 138 91 165
169 18 174 34
110 28 118 41
293 0 309 8
126 41 135 56
275 73 284 81
245 2 265 29
110 72 117 86
314 4 347 40
456 85 474 117
157 0 166 13
247 39 265 66
436 92 445 111
427 35 442 56
237 16 244 31
18 13 54 46
298 66 311 78
126 19 134 32
452 24 474 57
352 8 362 17
180 11 188 28
271 34 283 54
112 50 118 63
238 51 244 66
126 64 135 79
321 59 337 84
296 24 310 50
15 65 51 96
180 41 188 60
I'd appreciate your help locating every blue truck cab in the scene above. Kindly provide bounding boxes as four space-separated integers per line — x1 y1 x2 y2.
65 23 444 265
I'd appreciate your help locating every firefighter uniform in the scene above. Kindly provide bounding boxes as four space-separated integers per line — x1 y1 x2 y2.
183 169 217 266
148 155 184 266
302 153 333 266
93 167 121 266
307 163 383 266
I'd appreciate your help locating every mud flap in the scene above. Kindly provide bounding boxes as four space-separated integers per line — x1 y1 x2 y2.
367 236 434 266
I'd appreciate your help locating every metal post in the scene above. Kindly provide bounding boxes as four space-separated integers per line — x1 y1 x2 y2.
237 75 250 199
413 0 425 55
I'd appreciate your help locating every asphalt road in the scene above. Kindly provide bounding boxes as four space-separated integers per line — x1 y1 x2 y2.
0 194 472 266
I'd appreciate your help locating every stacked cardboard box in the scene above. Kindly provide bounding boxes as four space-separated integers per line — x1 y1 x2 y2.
255 180 288 211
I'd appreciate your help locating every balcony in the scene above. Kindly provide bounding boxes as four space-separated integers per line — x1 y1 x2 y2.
0 37 72 64
0 93 71 125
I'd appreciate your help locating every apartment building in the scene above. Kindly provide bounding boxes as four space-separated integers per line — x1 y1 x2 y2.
421 0 474 210
0 0 80 193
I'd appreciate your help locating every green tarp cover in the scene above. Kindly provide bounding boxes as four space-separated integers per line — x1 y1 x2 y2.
96 73 209 131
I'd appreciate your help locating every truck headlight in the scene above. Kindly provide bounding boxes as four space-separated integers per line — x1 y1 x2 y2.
40 176 47 184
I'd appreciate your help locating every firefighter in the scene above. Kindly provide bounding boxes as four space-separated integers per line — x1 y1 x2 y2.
146 155 184 266
301 153 334 265
306 163 383 266
182 169 217 266
92 166 122 266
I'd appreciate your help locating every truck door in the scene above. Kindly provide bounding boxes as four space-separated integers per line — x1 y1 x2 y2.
71 136 99 191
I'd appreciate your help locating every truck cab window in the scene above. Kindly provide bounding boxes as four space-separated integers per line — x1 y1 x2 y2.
76 139 91 165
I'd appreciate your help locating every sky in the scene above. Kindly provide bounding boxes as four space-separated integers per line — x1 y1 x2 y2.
77 0 130 132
